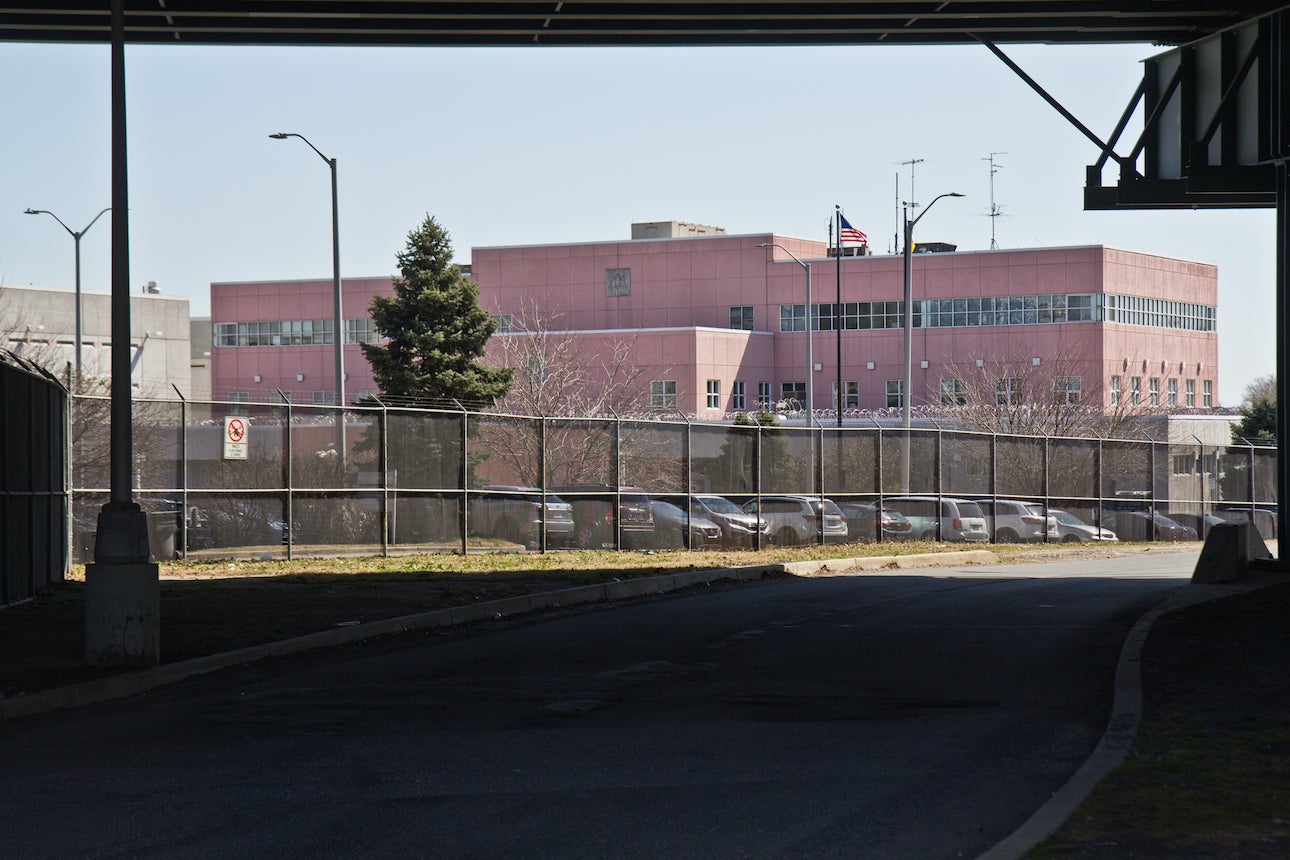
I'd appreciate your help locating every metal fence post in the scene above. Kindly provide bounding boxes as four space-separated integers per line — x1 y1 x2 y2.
172 385 188 558
1148 436 1157 541
66 388 74 573
612 408 622 551
754 421 763 551
679 409 693 545
934 425 944 541
1096 435 1104 533
1042 434 1051 536
1248 439 1257 527
815 416 825 546
539 415 548 553
380 399 389 557
875 423 885 543
990 429 998 510
1194 435 1206 539
459 403 469 556
278 390 293 561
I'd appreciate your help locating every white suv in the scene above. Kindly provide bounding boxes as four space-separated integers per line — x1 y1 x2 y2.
742 495 848 546
976 499 1058 543
883 496 990 543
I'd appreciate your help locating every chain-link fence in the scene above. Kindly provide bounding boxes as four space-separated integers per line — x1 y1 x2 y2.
69 394 1279 562
2 351 67 605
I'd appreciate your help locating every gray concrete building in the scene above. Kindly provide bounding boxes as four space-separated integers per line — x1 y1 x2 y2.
0 283 192 397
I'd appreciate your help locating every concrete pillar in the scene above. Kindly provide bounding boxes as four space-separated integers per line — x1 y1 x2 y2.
85 562 159 666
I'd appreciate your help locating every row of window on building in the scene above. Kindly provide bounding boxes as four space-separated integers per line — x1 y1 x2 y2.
1109 375 1213 407
213 318 380 347
650 374 1215 412
223 388 379 407
726 293 1215 334
212 291 1217 351
222 374 1215 412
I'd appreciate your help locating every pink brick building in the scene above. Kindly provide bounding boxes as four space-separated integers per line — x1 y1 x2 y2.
210 228 1218 417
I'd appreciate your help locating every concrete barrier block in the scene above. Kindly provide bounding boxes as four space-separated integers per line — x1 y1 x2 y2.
1193 522 1267 583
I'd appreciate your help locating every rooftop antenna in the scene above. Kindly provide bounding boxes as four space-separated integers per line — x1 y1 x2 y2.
983 152 1008 249
901 157 924 213
892 172 900 255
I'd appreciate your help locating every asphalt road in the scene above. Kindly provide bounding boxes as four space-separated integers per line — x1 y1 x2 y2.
3 553 1194 859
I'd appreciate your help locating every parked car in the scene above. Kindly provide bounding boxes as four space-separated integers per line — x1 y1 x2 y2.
691 494 770 548
1167 513 1229 540
648 500 723 549
469 486 575 548
741 495 848 546
839 502 913 542
883 496 990 543
549 484 656 549
1116 511 1199 542
1214 506 1278 540
1049 509 1118 543
976 499 1058 543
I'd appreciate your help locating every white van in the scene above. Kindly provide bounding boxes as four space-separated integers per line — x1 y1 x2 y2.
883 496 990 542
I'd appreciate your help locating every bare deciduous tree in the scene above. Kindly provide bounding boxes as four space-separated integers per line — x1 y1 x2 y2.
478 300 672 487
933 347 1162 441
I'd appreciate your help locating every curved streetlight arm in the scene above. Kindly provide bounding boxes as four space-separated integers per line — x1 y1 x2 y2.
25 206 111 239
906 192 965 232
25 208 73 236
270 131 335 166
757 241 808 271
759 241 814 433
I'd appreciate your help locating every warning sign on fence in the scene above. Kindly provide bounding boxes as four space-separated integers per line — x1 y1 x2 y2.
223 415 248 460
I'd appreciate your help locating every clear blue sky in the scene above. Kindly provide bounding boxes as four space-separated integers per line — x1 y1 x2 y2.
1 40 1274 405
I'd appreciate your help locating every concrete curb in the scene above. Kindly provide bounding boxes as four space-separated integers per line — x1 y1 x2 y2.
0 549 999 721
976 571 1286 860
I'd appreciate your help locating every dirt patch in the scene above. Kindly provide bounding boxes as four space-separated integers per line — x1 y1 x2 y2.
1031 578 1290 859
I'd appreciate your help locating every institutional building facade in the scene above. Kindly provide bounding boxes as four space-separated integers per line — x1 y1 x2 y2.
209 224 1219 418
0 283 193 397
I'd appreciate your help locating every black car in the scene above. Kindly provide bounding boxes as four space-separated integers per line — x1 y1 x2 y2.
839 503 913 542
648 500 723 549
468 486 576 549
690 494 770 548
549 484 656 549
1117 511 1199 542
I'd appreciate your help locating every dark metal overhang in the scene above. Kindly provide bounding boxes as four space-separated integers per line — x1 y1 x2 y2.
3 2 1288 49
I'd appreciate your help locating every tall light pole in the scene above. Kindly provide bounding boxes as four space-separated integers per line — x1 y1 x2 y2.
24 206 111 384
901 191 964 491
269 132 345 464
759 243 812 421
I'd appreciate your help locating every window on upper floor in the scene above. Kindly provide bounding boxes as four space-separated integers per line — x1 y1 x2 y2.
729 306 754 331
1055 376 1082 405
650 380 677 409
706 379 721 409
732 381 746 411
885 380 903 408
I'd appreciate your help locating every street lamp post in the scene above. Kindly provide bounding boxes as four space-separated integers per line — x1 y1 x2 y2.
24 206 111 384
758 243 813 420
270 132 345 465
901 191 964 491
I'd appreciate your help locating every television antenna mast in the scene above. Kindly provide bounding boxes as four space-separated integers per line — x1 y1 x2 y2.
901 157 924 212
983 152 1007 249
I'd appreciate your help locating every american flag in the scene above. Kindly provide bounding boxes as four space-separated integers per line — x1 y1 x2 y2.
838 213 868 245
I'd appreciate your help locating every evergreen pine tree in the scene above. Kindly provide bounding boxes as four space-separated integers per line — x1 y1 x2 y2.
363 215 512 406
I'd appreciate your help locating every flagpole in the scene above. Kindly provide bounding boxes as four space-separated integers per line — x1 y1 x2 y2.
835 205 843 427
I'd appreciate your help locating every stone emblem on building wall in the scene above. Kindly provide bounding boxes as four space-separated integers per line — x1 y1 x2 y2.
606 268 631 297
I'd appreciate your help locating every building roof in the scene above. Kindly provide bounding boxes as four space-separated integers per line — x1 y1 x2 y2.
5 2 1286 48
